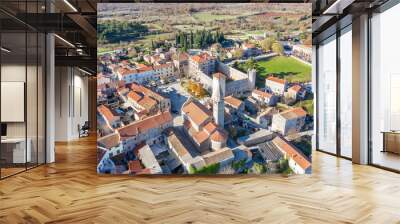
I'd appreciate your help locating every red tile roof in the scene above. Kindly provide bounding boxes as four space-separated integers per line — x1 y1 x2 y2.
131 83 164 102
177 52 189 61
153 63 173 70
272 136 311 170
97 132 120 149
266 76 286 85
118 111 172 140
210 129 228 142
289 84 302 93
252 89 273 99
127 91 143 102
280 107 307 119
243 43 256 49
224 96 243 109
193 130 210 145
203 121 217 135
191 53 214 63
118 67 136 76
97 105 118 124
182 100 212 127
213 72 226 80
138 65 153 72
128 160 144 174
137 96 157 111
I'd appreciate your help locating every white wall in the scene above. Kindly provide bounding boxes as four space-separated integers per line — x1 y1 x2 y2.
1 63 46 164
54 67 89 141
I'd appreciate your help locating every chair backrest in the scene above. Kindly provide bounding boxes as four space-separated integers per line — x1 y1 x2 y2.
82 121 90 129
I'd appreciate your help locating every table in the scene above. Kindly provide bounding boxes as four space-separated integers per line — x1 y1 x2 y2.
382 131 400 154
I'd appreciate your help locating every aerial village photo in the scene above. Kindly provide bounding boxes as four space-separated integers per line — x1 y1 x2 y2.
97 3 313 175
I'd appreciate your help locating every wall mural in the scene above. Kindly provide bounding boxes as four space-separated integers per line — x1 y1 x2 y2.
96 3 313 175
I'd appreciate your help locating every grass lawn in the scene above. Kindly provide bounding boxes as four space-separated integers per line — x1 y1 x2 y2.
173 24 216 32
97 47 113 55
235 56 312 88
256 56 311 83
192 12 237 22
237 56 311 88
135 32 175 47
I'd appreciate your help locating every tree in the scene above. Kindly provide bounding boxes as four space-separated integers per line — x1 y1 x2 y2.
279 158 293 174
187 80 195 93
233 48 244 59
176 30 224 50
127 48 137 58
299 32 306 40
192 83 201 96
271 42 284 55
190 30 194 48
245 58 257 70
189 163 220 174
232 61 239 68
251 163 266 174
97 20 148 44
211 43 222 53
260 37 275 52
197 85 208 98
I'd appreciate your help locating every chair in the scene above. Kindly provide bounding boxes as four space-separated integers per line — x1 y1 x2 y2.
79 121 90 138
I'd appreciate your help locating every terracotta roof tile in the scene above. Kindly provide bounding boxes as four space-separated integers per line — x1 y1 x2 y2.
97 105 118 124
224 96 243 109
192 130 210 144
182 100 212 127
243 43 256 49
289 84 302 93
131 83 164 102
210 129 228 142
202 148 234 165
118 67 136 76
128 160 144 174
97 132 120 149
272 136 311 170
137 96 157 111
127 91 143 102
266 76 286 85
203 121 217 135
213 72 226 79
118 111 172 140
252 89 273 99
280 107 307 119
191 52 214 63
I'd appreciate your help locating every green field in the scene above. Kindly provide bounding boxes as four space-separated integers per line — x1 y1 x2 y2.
173 24 216 32
236 56 312 88
192 12 237 22
256 56 311 83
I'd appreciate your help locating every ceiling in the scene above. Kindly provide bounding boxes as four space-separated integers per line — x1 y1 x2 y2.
2 0 393 72
312 0 390 43
0 0 98 74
